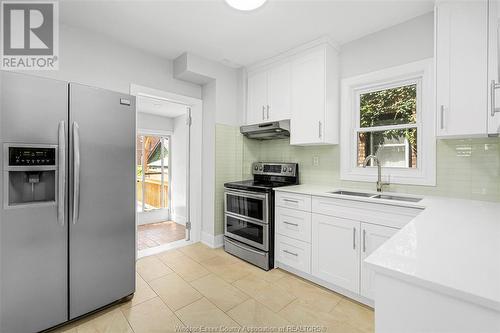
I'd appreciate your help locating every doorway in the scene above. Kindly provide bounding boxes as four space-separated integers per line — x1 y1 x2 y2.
136 133 186 250
135 95 192 256
131 84 202 258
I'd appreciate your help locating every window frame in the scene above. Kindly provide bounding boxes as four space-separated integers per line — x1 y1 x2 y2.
340 59 436 186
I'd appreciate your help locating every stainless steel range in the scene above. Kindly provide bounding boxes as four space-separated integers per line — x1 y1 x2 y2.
223 162 299 270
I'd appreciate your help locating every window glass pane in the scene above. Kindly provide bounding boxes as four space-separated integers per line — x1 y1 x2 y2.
142 135 167 211
161 137 169 209
357 128 417 168
360 84 417 128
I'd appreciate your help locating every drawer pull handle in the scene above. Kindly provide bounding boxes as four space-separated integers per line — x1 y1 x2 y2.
283 199 299 203
353 227 356 250
363 229 366 253
283 221 299 227
283 250 298 256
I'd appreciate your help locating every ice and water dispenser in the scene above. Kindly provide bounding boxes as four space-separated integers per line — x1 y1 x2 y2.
4 144 58 207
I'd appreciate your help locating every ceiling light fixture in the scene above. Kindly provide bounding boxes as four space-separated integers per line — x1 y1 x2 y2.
225 0 267 11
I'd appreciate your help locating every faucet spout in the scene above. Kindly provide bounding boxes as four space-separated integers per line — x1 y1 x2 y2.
362 155 389 192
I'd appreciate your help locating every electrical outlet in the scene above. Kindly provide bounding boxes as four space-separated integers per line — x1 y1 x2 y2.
313 156 320 166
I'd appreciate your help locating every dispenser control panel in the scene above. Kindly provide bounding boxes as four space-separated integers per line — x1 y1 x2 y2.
8 147 56 166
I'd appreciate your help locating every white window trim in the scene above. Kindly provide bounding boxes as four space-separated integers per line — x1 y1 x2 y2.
340 58 436 186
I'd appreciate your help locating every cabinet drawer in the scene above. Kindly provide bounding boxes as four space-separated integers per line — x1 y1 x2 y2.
312 196 422 229
276 207 312 243
275 192 311 211
276 235 311 274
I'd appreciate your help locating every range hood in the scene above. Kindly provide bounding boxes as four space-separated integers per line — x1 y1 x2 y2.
240 120 290 140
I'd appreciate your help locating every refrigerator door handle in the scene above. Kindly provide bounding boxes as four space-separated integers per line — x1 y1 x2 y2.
58 121 66 226
73 122 81 224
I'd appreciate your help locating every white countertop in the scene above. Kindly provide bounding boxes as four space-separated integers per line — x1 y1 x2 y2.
274 184 500 312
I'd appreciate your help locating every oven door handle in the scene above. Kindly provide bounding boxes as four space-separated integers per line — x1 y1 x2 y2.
224 189 268 200
225 212 268 226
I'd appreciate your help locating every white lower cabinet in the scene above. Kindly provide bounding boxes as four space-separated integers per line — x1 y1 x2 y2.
275 192 410 305
311 213 360 294
360 223 399 300
276 235 311 274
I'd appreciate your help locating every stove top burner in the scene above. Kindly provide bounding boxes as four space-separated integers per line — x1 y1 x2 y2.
224 179 291 190
224 162 299 192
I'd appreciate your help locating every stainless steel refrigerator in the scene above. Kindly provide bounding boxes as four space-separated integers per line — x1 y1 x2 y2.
0 71 136 333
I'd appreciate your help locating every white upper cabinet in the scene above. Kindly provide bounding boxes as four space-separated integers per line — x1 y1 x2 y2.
245 41 340 145
267 62 292 122
435 0 500 137
246 62 291 124
291 45 339 145
247 71 268 124
488 0 500 134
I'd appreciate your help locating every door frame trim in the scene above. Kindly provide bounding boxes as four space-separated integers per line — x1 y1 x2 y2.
130 84 203 255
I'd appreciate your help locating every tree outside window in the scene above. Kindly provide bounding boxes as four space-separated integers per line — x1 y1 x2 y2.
357 83 418 168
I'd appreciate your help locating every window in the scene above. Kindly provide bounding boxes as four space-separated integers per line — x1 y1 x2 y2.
340 59 436 186
357 83 418 169
137 134 170 213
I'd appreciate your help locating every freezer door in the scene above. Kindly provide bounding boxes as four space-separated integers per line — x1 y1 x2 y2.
69 83 136 319
0 72 68 332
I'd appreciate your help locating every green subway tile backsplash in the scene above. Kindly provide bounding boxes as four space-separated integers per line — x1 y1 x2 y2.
215 123 500 235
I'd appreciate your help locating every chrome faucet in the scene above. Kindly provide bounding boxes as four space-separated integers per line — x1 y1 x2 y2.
363 155 389 192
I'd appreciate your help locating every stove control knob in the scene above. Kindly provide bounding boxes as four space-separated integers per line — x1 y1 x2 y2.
288 167 293 172
254 165 258 170
259 166 263 171
282 167 287 172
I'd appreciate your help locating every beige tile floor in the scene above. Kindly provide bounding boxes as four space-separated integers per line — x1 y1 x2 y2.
53 243 374 333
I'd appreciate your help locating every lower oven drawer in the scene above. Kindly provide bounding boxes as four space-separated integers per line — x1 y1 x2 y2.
276 235 311 274
224 237 270 270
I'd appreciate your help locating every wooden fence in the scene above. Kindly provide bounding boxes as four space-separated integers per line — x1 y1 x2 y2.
137 179 168 209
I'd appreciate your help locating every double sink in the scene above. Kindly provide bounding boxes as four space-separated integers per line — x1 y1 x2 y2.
330 190 422 203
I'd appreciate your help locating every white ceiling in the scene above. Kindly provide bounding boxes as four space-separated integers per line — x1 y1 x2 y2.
60 0 434 67
137 96 187 117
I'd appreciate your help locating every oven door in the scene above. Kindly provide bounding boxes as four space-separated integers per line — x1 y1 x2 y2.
224 213 269 251
224 189 269 224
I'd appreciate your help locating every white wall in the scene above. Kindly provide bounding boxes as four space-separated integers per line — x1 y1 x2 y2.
137 113 174 132
339 13 434 78
201 81 217 240
174 53 243 126
171 115 187 224
27 24 202 97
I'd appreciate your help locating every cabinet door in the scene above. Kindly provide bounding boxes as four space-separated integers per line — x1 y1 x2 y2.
312 213 360 293
247 71 268 124
436 0 488 137
488 0 500 134
360 223 398 300
291 49 326 145
268 62 291 122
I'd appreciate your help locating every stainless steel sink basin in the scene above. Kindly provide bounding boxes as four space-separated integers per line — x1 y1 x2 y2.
330 190 375 197
371 194 422 202
330 190 422 203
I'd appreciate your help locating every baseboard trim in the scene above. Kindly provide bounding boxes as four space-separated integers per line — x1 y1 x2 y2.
171 214 186 225
201 232 224 248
